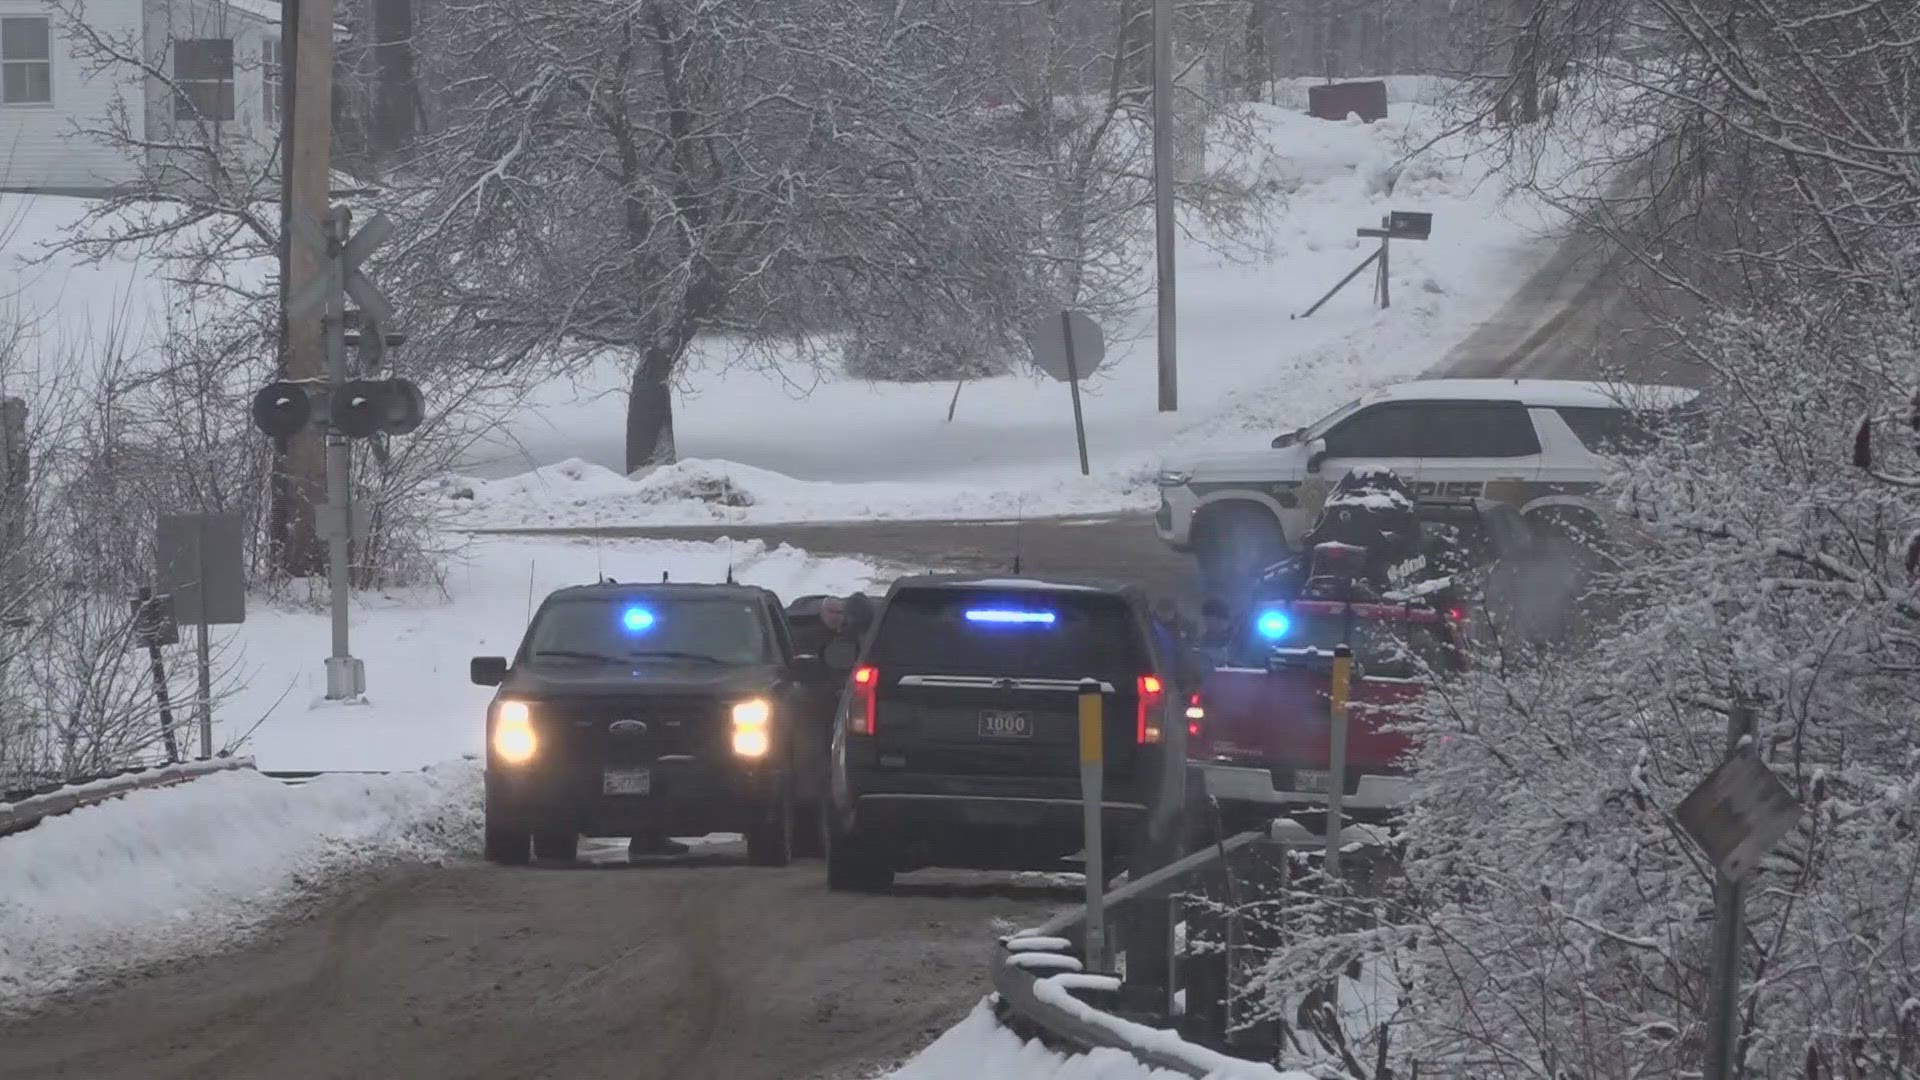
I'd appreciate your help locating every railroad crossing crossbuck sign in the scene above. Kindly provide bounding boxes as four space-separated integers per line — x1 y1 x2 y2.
286 210 397 324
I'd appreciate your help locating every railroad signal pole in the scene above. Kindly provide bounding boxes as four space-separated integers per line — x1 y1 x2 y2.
258 207 413 702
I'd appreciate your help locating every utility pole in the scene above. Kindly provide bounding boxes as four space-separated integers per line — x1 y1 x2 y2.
1151 0 1178 412
279 0 335 575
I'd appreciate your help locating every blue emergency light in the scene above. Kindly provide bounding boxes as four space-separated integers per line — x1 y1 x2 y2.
621 606 657 633
964 608 1057 626
1255 609 1292 640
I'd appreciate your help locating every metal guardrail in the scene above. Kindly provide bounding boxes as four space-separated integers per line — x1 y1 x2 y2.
0 756 255 838
991 830 1289 1079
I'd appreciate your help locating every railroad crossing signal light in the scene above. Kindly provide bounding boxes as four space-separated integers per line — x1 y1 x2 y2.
330 378 425 438
250 382 312 438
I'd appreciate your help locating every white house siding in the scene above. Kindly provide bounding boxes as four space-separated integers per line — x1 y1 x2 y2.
0 0 147 192
142 0 278 190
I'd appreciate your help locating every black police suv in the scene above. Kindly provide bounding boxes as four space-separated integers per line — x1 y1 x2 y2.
471 581 844 867
822 574 1190 891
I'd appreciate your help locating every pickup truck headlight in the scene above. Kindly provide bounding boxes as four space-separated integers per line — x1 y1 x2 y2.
492 700 537 764
731 698 771 758
1155 470 1192 487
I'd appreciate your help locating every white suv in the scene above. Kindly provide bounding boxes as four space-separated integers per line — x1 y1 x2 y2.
1154 379 1700 583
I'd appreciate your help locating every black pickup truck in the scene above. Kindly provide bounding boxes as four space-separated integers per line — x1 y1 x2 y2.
471 581 846 866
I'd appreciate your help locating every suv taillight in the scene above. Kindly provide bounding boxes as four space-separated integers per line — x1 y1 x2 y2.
848 665 878 735
1185 691 1204 740
1136 674 1165 744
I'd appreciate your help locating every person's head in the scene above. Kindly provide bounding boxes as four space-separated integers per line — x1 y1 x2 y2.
819 596 846 630
1201 597 1230 628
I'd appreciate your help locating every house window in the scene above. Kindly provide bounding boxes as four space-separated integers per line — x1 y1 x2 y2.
173 38 234 121
1 17 52 105
262 37 280 127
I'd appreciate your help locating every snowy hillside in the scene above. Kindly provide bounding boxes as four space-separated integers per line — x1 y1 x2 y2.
445 81 1566 527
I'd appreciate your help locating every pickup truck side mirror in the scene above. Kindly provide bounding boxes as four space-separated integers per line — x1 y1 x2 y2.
1305 438 1330 474
470 656 509 686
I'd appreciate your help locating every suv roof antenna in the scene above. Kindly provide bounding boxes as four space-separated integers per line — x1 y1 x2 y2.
725 538 735 585
526 561 536 622
1012 499 1025 575
661 570 669 583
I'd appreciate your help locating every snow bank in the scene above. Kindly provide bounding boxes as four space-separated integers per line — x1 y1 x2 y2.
0 762 481 1012
890 999 1315 1080
888 999 1191 1080
439 456 1138 527
449 79 1576 528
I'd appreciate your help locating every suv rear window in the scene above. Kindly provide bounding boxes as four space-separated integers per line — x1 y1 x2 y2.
1227 609 1455 680
1556 405 1702 454
866 587 1147 678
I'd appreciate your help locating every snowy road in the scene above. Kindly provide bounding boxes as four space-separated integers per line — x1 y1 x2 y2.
0 843 1070 1080
475 514 1200 609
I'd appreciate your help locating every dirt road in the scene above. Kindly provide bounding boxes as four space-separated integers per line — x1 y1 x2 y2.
0 841 1069 1080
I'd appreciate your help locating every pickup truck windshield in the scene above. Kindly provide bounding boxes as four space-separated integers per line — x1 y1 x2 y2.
525 596 773 665
1228 608 1453 680
866 588 1145 677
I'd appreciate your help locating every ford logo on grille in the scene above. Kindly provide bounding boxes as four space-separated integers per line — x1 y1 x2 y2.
609 719 648 737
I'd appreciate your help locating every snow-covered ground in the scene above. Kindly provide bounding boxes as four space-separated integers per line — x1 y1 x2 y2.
443 80 1564 528
0 763 480 1011
207 535 890 772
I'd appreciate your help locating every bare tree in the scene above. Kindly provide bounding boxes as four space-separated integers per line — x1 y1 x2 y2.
395 0 1040 472
1239 2 1920 1077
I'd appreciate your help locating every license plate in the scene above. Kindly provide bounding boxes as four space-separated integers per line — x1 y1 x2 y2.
979 710 1033 739
602 768 651 795
1293 769 1331 793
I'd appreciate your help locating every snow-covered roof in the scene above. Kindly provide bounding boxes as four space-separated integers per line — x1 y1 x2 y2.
1365 378 1699 410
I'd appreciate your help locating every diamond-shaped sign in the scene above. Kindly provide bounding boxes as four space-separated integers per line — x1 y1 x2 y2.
1675 753 1803 882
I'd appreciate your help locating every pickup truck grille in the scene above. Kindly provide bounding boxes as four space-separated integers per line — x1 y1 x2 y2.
539 700 723 763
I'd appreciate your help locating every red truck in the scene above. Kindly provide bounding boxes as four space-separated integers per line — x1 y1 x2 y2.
1187 595 1464 831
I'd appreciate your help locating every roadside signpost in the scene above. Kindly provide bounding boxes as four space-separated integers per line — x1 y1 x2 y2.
1079 677 1108 971
1674 701 1803 1080
130 587 181 764
156 513 247 758
1026 311 1105 477
1296 211 1434 319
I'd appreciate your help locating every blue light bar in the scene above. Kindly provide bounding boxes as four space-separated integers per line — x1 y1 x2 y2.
965 608 1057 626
1255 609 1292 640
621 606 657 633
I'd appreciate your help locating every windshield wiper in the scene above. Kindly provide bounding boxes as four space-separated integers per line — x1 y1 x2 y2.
627 650 728 663
532 648 624 663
